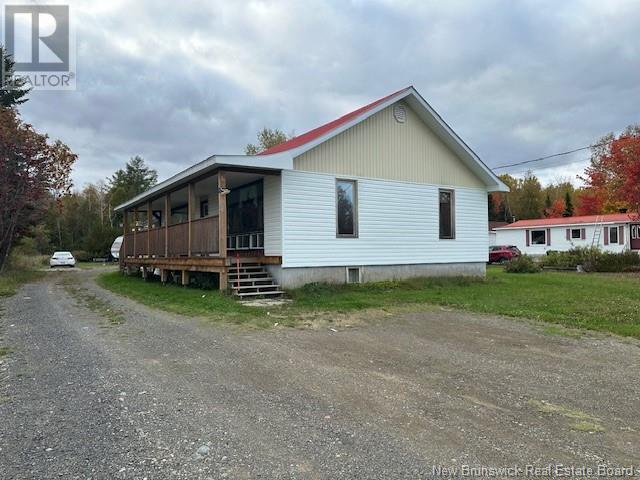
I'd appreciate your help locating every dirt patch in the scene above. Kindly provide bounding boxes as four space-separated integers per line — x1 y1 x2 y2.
64 283 125 327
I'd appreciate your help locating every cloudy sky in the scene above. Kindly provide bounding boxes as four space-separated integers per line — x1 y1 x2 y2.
17 0 640 188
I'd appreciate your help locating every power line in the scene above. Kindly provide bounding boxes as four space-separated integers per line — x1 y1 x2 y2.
493 140 611 170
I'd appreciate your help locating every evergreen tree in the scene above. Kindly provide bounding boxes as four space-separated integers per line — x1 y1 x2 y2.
0 45 30 107
564 191 574 216
107 156 158 226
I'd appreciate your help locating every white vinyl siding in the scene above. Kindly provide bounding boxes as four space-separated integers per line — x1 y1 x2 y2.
281 170 488 268
495 223 629 255
293 102 485 189
263 175 282 256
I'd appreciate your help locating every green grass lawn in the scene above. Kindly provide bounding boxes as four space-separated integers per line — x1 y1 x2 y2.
96 272 270 327
0 270 46 297
75 261 117 270
0 254 47 298
97 267 640 337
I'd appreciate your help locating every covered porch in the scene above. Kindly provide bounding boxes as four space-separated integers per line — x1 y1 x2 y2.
119 167 281 290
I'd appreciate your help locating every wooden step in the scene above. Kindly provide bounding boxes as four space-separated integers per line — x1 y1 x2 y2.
232 284 281 292
228 271 269 278
228 277 274 285
235 290 285 298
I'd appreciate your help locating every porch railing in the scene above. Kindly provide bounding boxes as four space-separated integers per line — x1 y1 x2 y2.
124 215 219 258
167 222 189 257
148 227 165 256
191 216 219 255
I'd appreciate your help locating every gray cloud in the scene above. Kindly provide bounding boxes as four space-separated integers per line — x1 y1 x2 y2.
18 0 640 188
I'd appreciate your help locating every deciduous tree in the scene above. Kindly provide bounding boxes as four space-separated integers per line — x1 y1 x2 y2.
0 108 75 271
580 126 640 216
245 128 289 155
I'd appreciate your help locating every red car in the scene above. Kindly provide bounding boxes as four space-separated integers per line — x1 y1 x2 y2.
489 245 521 263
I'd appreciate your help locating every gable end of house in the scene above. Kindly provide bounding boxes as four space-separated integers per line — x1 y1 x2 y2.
292 101 486 189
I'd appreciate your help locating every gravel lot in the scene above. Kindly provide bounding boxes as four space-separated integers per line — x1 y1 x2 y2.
1 269 639 479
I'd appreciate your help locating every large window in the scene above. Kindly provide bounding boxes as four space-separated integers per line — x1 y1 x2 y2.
227 180 263 235
531 229 546 245
336 179 358 237
439 189 455 239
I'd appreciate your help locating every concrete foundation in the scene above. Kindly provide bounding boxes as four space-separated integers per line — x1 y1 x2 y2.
266 262 486 289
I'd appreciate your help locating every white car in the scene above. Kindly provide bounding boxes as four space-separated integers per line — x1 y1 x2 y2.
50 251 76 268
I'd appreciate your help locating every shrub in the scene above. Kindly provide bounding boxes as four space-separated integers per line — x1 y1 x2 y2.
542 247 640 272
71 250 91 262
591 250 640 272
7 252 49 270
504 255 541 273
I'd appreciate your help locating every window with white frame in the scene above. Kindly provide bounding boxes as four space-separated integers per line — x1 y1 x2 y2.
531 230 546 245
609 226 619 244
571 228 582 239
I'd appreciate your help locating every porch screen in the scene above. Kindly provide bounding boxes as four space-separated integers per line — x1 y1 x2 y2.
227 180 264 235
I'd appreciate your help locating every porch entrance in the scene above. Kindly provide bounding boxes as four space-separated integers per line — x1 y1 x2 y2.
227 179 264 253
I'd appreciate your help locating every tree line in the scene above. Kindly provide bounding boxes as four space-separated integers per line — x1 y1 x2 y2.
12 126 286 263
0 47 75 271
490 126 640 222
0 44 159 269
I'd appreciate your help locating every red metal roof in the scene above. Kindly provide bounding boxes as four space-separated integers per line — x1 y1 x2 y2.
258 86 413 155
499 213 636 229
489 221 509 231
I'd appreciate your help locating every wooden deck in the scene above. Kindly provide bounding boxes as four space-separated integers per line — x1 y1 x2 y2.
120 170 282 290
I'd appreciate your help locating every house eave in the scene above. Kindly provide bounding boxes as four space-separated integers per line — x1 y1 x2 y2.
114 153 291 212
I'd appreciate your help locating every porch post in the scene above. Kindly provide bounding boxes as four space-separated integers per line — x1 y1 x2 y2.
188 182 195 257
132 208 137 258
164 194 170 257
218 171 227 290
123 209 129 258
218 172 227 258
146 201 152 257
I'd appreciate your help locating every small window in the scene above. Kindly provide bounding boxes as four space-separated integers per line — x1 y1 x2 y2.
200 199 209 218
346 267 361 284
609 226 619 244
336 179 358 237
439 190 455 239
531 230 546 245
571 229 581 239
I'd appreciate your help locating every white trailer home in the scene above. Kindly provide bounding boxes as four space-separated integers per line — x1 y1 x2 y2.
116 86 508 294
494 213 640 256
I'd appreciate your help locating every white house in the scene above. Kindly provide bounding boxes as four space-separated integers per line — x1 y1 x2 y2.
494 213 640 256
116 86 508 294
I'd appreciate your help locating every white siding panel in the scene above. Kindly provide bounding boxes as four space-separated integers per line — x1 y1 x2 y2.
263 175 282 256
494 224 630 255
281 170 488 268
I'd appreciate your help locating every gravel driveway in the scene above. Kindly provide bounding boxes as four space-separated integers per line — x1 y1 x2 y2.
1 269 638 479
